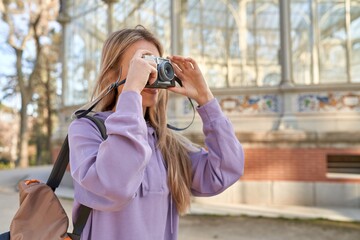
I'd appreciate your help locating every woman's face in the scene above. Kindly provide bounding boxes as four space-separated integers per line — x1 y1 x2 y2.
117 40 161 108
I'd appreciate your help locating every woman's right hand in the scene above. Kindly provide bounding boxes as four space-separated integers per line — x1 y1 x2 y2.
123 49 158 94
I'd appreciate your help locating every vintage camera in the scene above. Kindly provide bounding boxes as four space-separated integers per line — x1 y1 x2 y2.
143 55 176 89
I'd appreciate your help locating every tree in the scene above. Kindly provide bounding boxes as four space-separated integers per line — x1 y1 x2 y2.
1 0 59 167
33 32 61 165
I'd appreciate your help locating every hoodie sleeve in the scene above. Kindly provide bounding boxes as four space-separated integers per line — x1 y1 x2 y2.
68 91 151 211
190 98 244 196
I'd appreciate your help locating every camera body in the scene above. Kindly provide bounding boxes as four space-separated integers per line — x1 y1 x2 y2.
143 55 176 89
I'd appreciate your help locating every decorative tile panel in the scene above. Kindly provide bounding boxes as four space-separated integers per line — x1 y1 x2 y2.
217 95 280 114
298 92 360 112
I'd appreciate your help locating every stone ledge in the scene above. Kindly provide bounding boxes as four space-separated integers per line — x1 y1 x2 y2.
185 130 360 147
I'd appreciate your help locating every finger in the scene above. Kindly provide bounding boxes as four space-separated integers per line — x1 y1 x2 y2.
169 55 186 61
147 65 158 85
168 55 186 66
146 59 157 68
172 62 185 79
170 55 193 70
168 86 186 96
171 60 187 73
184 57 199 71
182 61 191 70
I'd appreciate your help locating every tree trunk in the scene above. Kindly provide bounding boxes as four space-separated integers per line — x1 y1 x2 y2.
15 49 30 168
18 91 30 168
45 61 53 164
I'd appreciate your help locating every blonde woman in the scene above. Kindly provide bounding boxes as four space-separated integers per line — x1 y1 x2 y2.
68 26 244 240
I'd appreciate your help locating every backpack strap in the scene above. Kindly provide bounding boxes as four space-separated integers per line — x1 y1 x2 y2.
46 134 70 191
71 115 108 239
46 115 107 190
67 205 92 240
84 115 107 140
46 114 107 240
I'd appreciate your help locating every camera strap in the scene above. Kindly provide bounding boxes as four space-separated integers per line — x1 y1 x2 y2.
165 96 195 131
74 77 195 131
166 77 195 131
74 77 126 119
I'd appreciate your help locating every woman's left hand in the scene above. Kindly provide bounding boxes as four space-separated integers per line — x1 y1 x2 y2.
168 55 214 106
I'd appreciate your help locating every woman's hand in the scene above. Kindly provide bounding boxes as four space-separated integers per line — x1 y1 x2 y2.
123 50 158 94
168 55 214 106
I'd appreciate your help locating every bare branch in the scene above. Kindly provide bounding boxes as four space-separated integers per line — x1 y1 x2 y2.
20 13 41 50
2 2 18 49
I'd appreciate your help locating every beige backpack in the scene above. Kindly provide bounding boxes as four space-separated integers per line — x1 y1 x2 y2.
0 115 107 240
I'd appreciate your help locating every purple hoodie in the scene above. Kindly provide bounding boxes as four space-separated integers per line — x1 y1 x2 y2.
68 91 244 240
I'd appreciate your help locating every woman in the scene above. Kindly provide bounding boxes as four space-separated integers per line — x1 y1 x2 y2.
68 26 244 240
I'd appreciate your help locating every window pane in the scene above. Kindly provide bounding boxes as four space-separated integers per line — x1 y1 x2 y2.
183 0 280 88
247 1 280 86
291 0 312 85
65 0 107 106
113 0 172 54
64 0 171 106
318 1 347 83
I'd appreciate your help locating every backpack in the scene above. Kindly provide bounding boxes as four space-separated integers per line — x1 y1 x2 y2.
0 114 107 240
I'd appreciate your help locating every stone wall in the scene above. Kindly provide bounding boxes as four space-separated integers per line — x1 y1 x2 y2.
194 180 360 208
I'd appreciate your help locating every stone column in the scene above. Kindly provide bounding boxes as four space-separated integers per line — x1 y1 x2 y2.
275 0 297 131
279 0 293 87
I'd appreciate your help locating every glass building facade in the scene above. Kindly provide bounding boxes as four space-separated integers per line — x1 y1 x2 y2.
59 0 360 107
56 0 360 209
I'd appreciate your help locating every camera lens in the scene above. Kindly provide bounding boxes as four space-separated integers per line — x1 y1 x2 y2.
159 61 174 81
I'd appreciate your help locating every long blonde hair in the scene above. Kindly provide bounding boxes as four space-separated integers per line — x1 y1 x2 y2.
92 26 193 214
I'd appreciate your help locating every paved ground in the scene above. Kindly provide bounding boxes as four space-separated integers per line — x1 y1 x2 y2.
1 167 360 239
179 215 360 240
1 190 360 240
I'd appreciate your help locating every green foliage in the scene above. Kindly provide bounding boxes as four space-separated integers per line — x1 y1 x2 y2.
0 157 11 169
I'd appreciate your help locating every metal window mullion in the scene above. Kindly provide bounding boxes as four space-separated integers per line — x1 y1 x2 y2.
225 4 231 87
238 0 247 87
309 0 320 84
345 0 352 83
200 0 205 59
253 0 260 86
153 0 157 32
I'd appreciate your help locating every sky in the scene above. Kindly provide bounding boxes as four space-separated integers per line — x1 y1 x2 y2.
0 16 18 110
